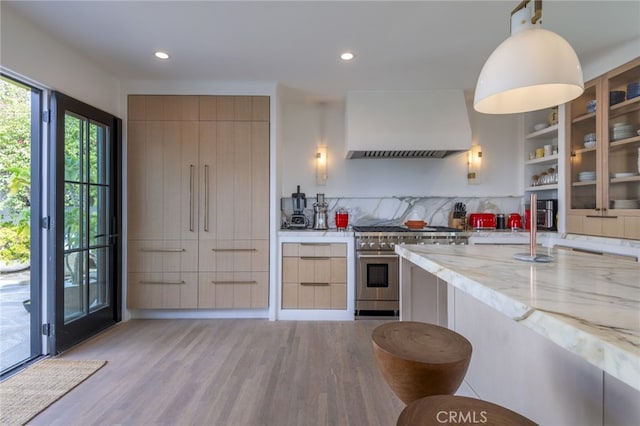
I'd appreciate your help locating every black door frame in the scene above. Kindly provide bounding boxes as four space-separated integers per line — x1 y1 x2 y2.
48 91 122 354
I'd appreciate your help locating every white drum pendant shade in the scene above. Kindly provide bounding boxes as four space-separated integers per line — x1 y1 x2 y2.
474 27 584 114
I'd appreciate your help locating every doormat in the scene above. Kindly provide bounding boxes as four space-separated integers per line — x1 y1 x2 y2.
0 359 106 425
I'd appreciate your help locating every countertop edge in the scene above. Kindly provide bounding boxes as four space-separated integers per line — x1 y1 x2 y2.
395 244 640 392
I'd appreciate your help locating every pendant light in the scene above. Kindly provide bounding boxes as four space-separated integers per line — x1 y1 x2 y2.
474 0 584 114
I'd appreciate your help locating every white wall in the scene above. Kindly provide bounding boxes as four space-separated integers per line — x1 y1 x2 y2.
0 5 121 116
280 97 521 198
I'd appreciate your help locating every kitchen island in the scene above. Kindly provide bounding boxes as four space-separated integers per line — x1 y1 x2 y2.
396 243 640 425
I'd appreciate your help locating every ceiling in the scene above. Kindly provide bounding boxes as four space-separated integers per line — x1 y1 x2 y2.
3 1 640 100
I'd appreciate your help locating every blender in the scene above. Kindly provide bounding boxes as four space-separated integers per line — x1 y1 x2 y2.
289 185 307 229
313 193 329 230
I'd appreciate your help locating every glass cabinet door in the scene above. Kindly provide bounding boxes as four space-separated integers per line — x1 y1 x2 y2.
604 64 640 212
568 81 600 211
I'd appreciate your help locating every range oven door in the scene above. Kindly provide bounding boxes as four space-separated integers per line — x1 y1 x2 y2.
355 251 399 312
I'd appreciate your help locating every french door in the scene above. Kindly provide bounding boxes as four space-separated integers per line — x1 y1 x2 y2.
49 92 121 353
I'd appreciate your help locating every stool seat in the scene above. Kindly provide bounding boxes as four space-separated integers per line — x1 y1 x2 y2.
372 321 472 404
397 395 537 426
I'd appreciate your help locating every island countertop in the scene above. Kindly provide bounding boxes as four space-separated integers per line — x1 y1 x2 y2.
395 243 640 392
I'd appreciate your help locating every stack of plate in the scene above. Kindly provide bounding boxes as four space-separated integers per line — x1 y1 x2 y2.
610 172 638 178
586 99 596 113
578 171 596 182
611 123 634 141
611 199 640 209
627 82 640 100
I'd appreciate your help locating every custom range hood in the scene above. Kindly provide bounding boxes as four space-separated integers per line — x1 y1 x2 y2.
345 90 472 159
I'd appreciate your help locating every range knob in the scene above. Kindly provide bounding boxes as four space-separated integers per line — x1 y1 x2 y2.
368 242 377 249
359 241 367 248
389 242 396 248
379 242 387 249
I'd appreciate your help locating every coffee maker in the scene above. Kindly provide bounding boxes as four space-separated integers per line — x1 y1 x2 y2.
289 185 307 229
313 193 329 230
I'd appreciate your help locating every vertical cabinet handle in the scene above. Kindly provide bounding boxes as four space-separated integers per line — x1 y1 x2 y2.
189 164 195 232
204 164 210 232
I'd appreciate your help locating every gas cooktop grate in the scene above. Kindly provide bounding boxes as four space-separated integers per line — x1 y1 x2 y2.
351 225 461 233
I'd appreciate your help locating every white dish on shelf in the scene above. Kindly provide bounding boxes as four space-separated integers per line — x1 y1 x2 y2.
533 123 547 131
583 141 596 148
611 172 638 178
611 200 640 209
578 171 596 182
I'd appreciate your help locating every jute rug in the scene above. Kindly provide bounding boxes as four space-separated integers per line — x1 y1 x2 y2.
0 359 106 425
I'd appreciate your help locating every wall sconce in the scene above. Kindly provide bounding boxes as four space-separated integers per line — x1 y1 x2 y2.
467 144 482 184
316 145 328 185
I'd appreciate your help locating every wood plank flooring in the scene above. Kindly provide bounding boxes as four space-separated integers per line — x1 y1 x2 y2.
29 319 405 425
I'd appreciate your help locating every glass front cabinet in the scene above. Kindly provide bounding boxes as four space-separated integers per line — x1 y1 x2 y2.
566 57 640 239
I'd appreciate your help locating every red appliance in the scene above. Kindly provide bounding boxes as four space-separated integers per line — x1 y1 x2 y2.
468 213 496 229
508 213 523 229
335 208 349 230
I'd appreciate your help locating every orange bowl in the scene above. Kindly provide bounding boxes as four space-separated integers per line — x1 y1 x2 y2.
405 220 426 229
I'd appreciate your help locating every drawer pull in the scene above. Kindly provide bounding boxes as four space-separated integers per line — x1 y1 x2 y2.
300 256 330 260
211 248 257 252
189 164 195 232
140 248 186 253
139 280 186 285
300 282 330 286
300 243 330 246
585 215 618 219
204 164 210 232
210 280 257 285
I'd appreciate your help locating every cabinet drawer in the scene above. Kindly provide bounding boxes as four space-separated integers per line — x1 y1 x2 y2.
282 282 346 310
198 271 268 309
281 253 347 310
127 272 198 309
199 239 268 272
282 242 346 257
128 240 198 272
282 257 346 284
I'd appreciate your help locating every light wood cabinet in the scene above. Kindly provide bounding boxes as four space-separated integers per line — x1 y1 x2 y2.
282 243 347 310
565 58 640 239
127 95 270 309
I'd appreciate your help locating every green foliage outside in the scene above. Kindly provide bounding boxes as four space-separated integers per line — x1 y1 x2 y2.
0 77 31 264
0 78 103 265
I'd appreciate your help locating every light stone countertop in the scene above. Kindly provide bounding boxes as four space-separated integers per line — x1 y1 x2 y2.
395 243 640 391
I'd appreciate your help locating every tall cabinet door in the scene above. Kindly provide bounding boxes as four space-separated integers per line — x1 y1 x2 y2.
127 96 199 309
198 96 269 308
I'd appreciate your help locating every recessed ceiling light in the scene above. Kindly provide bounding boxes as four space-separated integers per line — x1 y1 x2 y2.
340 52 355 61
154 51 170 60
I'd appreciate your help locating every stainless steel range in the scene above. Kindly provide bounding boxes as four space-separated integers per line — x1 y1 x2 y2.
352 225 470 318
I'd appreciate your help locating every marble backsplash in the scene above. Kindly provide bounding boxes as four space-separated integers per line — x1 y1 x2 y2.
280 196 525 229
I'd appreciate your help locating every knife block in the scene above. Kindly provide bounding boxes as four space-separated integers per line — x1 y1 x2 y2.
448 212 465 230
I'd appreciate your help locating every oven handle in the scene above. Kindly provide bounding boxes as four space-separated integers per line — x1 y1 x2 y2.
357 254 399 258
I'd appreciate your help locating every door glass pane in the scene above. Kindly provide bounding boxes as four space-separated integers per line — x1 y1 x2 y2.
89 121 109 185
64 182 86 250
64 250 86 323
0 76 39 372
64 114 84 182
90 247 109 312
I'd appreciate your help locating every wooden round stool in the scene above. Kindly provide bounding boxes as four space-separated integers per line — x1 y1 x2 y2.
397 395 537 426
372 321 472 405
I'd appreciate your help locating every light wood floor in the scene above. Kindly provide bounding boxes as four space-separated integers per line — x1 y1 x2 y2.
29 319 405 426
